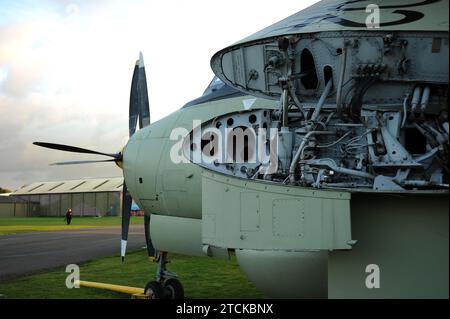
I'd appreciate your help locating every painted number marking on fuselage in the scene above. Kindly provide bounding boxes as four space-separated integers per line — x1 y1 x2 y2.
284 0 441 31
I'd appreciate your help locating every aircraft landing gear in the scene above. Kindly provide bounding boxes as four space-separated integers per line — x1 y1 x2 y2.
144 251 184 299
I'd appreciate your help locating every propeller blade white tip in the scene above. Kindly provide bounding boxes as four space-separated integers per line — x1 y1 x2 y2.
138 52 145 68
121 239 128 259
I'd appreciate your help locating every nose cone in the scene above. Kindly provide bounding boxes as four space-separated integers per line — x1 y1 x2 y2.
114 149 125 169
121 126 164 214
121 133 140 202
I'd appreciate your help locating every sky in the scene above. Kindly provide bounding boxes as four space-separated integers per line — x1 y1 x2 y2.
0 0 318 191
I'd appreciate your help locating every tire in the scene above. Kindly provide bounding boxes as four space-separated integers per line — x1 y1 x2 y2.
163 278 184 299
144 281 163 299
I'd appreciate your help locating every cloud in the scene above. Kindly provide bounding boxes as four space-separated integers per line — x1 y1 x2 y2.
0 1 129 189
0 0 314 190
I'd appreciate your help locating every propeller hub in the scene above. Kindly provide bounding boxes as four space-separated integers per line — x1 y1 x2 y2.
115 150 124 169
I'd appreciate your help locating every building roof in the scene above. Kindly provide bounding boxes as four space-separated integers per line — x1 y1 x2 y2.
0 195 30 203
0 193 12 197
13 177 124 195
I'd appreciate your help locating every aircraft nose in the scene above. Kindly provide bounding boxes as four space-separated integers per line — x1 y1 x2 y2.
113 148 125 169
121 128 163 212
122 136 140 194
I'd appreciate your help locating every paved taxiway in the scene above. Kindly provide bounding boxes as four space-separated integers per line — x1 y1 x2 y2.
0 225 145 281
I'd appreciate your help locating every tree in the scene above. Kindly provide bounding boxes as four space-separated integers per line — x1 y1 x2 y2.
0 187 12 194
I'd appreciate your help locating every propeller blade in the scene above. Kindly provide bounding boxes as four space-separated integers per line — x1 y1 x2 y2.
129 52 150 138
50 159 117 166
121 182 132 262
129 63 139 137
144 214 155 257
137 52 150 129
33 142 121 160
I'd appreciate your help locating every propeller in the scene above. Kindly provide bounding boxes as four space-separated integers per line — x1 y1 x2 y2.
33 52 155 263
121 183 132 263
32 142 121 160
121 52 153 262
50 159 117 166
129 52 150 136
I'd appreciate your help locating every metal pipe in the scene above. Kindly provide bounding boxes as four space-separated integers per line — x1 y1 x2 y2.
328 123 365 127
401 180 447 187
411 86 422 112
420 86 431 112
288 112 306 118
328 166 375 179
289 131 334 179
442 122 449 135
310 79 333 122
282 88 289 127
401 94 409 128
414 147 439 163
336 45 348 114
287 84 306 119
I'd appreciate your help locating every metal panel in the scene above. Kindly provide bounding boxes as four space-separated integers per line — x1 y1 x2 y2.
329 193 449 299
163 170 187 192
212 0 448 47
202 170 352 251
14 203 28 217
39 194 50 216
28 195 40 216
150 214 203 256
141 198 161 215
236 249 327 299
49 194 60 216
107 192 120 216
272 199 305 238
95 192 108 217
240 193 260 232
71 193 84 216
135 138 164 200
83 193 96 216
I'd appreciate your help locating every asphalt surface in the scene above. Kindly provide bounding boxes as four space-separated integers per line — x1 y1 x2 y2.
0 225 145 282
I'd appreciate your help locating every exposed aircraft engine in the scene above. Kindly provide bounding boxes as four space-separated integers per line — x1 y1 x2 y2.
192 30 449 193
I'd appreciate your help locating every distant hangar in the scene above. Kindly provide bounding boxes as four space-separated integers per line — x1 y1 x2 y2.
5 177 124 217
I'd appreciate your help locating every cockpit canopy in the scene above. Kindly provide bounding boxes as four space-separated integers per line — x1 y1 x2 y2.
182 76 245 108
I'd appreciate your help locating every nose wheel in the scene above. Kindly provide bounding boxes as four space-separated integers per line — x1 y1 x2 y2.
144 251 184 299
163 278 184 299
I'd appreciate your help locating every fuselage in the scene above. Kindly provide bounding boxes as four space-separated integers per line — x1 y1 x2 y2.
122 0 449 298
122 94 277 220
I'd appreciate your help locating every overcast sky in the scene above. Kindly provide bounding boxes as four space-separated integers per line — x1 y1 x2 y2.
0 0 317 190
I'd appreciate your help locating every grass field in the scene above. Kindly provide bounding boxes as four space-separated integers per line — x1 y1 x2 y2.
0 216 143 235
0 249 265 299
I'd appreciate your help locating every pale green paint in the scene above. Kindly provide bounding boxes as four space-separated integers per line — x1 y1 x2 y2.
150 214 203 257
120 74 448 299
122 96 278 220
234 192 448 299
201 170 352 251
231 0 448 46
329 193 449 299
236 249 328 299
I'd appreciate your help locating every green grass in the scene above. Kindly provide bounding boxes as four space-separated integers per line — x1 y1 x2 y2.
0 249 265 299
0 217 143 235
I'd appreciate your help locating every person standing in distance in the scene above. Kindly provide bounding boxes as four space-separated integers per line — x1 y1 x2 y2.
65 208 73 225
